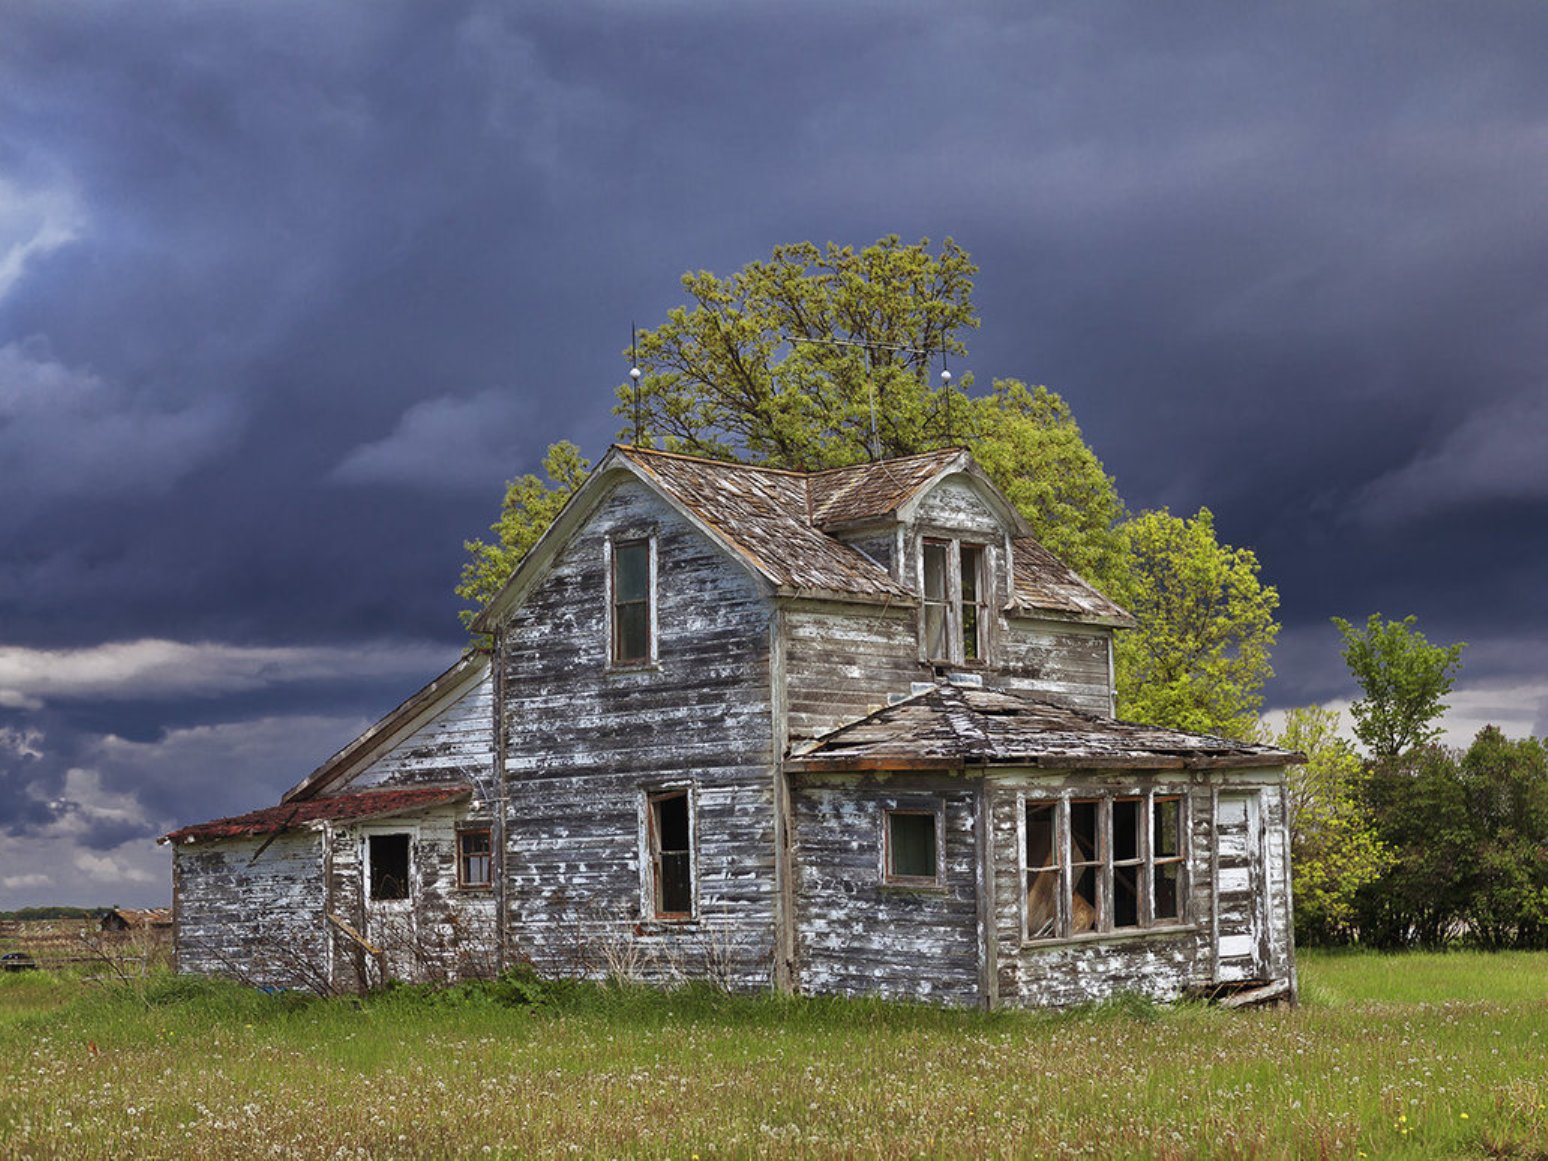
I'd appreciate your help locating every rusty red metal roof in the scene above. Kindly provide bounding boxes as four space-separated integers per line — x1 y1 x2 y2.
788 684 1301 771
159 784 471 845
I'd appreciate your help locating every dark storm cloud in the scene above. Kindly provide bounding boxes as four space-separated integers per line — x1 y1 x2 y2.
3 1 1548 902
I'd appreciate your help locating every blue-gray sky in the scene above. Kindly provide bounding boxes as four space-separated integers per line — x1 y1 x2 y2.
3 2 1546 907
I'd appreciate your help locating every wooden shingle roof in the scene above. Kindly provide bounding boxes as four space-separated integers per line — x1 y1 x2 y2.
787 684 1301 771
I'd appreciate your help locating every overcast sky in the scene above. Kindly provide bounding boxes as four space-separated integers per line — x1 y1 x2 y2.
3 2 1546 909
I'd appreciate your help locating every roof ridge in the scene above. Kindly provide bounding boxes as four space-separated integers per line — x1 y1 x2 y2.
805 446 966 479
615 445 810 477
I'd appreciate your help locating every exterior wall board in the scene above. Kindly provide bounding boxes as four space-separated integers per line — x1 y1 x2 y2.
501 481 778 990
329 675 495 797
791 772 981 1004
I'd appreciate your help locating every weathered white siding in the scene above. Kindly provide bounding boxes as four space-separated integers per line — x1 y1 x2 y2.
783 604 923 742
329 672 495 799
998 619 1113 716
327 803 498 992
501 480 778 989
173 832 329 991
911 477 1003 537
791 772 982 1004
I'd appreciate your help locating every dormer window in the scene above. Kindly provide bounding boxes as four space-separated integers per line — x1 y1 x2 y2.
921 538 988 664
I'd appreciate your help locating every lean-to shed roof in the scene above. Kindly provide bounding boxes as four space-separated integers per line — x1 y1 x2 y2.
786 684 1301 772
159 784 471 845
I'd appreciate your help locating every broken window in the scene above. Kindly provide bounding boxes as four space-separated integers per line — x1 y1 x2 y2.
368 833 410 901
920 538 989 664
457 828 492 889
611 538 653 665
884 808 940 884
1023 793 1187 941
646 789 694 919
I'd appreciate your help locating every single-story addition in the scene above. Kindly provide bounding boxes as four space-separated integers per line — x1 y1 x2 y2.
162 445 1302 1007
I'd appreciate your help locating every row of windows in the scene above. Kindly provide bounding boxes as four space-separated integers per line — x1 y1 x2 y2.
606 534 995 669
366 829 492 901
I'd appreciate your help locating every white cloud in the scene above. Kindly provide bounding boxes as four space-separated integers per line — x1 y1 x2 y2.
1356 392 1548 524
0 637 456 708
0 872 51 891
1262 680 1548 755
332 388 536 490
0 176 83 301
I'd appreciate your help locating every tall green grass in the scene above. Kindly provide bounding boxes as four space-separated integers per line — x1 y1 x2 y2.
2 951 1545 1158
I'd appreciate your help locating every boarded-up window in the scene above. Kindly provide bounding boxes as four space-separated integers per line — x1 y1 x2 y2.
884 809 940 884
368 833 410 901
458 828 492 889
647 790 694 919
612 539 652 664
1024 793 1188 942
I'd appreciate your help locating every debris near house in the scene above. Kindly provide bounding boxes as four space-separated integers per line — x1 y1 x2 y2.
100 907 174 932
164 445 1302 1008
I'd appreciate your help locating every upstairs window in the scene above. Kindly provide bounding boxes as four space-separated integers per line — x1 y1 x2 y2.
611 538 654 665
1023 793 1189 942
646 788 695 920
457 827 492 889
921 539 988 664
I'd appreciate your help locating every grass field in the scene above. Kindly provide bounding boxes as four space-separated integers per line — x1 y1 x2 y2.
2 951 1546 1158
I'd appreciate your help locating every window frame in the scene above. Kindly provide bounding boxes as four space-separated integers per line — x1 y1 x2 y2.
642 784 697 923
881 802 946 888
918 536 990 665
456 825 493 890
607 534 657 668
363 829 415 905
1019 791 1190 945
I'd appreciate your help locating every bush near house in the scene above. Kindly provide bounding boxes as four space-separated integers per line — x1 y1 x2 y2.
2 951 1546 1158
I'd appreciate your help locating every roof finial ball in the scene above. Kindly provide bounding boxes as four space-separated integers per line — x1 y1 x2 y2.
940 368 952 387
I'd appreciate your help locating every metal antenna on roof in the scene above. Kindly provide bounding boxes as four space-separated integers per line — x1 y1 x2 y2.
940 351 954 447
629 324 643 447
868 381 881 462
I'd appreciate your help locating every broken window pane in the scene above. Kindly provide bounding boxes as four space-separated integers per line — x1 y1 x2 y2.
922 541 948 601
960 544 984 660
649 791 693 917
1154 797 1181 858
369 833 410 901
1069 800 1102 932
1113 799 1140 862
886 811 938 881
1025 802 1059 939
612 540 652 663
1154 862 1182 922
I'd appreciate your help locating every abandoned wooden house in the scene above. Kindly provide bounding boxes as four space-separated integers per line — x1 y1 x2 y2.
161 445 1301 1007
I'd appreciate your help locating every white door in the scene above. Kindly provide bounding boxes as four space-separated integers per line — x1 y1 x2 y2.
1214 792 1268 983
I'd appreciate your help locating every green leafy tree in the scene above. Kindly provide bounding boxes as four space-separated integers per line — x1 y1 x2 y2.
456 441 590 626
1456 726 1548 950
457 237 1278 739
1112 508 1279 738
1333 613 1466 758
1260 706 1390 944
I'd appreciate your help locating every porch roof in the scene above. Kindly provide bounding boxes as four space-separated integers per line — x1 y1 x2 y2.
159 784 472 845
785 684 1302 772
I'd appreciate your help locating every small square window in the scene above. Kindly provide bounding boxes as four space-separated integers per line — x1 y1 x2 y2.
458 828 492 889
884 809 940 884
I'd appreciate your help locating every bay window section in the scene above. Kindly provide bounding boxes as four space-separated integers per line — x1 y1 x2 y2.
1022 792 1188 942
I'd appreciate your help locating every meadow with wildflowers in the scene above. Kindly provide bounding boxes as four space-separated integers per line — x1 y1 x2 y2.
1 951 1545 1158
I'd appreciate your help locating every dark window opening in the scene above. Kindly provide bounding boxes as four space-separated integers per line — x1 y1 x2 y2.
960 544 985 661
458 828 492 889
648 790 693 918
885 809 940 883
612 539 652 664
1025 802 1059 939
369 833 410 901
1112 798 1142 928
1153 797 1185 922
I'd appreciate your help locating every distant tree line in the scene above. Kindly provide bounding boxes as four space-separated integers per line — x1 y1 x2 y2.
0 906 108 921
1266 615 1548 950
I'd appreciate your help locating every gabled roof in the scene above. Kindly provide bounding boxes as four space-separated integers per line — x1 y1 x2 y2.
159 784 472 845
617 447 908 601
281 650 488 803
473 444 1129 631
786 684 1301 772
